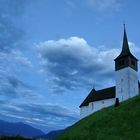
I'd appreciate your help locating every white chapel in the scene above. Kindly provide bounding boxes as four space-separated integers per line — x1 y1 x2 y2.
79 26 140 119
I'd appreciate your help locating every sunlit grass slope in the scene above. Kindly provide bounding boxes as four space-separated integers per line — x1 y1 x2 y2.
57 95 140 140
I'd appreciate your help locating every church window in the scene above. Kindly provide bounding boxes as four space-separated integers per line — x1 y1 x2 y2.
121 88 123 93
91 102 94 110
91 103 94 110
119 60 125 66
101 101 105 108
122 96 123 101
131 60 135 66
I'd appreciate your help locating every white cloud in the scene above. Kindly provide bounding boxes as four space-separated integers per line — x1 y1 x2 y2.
0 50 35 99
64 1 76 15
37 37 140 94
129 41 140 54
87 0 121 12
37 36 120 93
12 50 33 68
0 50 32 76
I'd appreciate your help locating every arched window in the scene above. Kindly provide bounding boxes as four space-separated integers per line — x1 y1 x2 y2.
119 60 125 66
131 60 135 66
91 102 94 110
101 100 105 108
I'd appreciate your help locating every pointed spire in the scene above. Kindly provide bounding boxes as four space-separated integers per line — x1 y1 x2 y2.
114 25 138 61
122 24 130 54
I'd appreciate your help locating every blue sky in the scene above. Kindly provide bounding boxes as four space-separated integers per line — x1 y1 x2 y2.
0 0 140 132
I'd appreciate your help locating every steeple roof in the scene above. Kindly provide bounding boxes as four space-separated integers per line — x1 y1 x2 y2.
115 25 138 61
122 25 130 54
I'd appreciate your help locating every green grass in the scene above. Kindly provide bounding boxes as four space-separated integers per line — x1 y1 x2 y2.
56 95 140 140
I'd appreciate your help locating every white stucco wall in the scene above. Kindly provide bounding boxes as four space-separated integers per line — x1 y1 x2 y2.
116 67 139 102
80 98 115 119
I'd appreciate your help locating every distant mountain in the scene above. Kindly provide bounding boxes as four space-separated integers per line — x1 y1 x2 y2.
0 119 45 138
37 129 64 140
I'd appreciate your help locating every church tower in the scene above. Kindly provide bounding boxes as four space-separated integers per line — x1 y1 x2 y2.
114 26 139 102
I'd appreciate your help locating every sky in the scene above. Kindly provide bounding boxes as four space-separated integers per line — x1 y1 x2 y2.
0 0 140 133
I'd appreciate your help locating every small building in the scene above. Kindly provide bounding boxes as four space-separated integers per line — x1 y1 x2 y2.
79 26 139 119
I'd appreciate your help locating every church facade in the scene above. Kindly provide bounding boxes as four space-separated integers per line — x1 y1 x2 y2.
79 27 140 119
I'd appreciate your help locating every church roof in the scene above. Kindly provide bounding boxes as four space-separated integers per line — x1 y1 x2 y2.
79 86 115 107
114 25 138 61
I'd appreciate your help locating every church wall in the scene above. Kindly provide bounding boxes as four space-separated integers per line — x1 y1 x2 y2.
80 98 115 119
116 67 139 102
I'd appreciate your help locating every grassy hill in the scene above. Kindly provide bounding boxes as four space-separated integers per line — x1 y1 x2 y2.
56 95 140 140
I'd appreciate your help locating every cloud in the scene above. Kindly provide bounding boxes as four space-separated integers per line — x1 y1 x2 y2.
0 1 39 114
0 103 79 132
11 50 33 68
64 1 76 15
37 36 120 93
129 41 140 54
0 74 33 99
0 50 35 99
0 0 27 51
87 0 121 12
0 0 32 97
0 50 32 70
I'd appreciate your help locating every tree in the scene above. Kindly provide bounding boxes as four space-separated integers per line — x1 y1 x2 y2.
115 98 120 107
